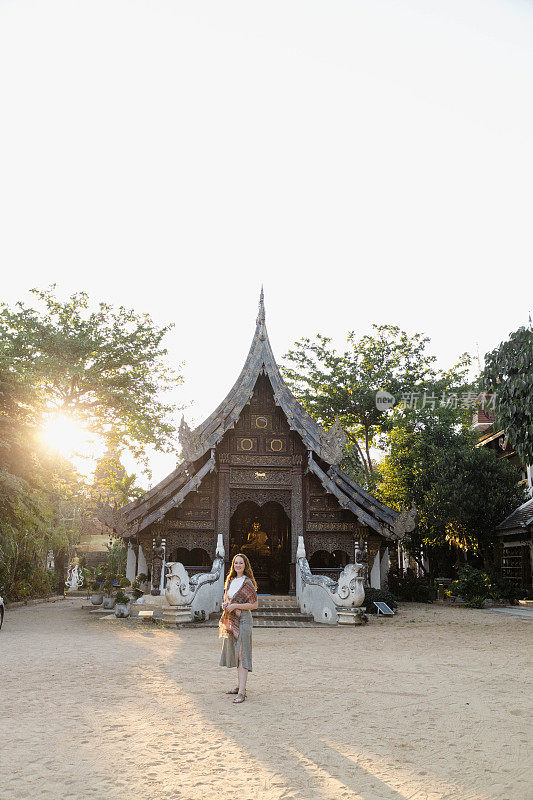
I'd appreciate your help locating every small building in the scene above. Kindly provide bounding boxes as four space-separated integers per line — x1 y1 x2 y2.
473 397 532 593
121 292 397 594
495 499 533 594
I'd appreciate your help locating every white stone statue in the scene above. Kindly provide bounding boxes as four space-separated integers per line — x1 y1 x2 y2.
328 562 365 608
296 535 367 624
165 562 194 607
65 563 84 592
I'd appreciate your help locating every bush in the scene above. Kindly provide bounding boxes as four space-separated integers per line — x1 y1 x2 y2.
131 579 143 598
450 565 491 607
6 566 56 602
465 595 486 609
90 570 104 591
9 580 32 602
363 587 397 614
388 569 435 603
114 589 130 605
485 569 522 603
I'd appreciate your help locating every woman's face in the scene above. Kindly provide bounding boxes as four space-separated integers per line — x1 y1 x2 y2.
234 556 245 575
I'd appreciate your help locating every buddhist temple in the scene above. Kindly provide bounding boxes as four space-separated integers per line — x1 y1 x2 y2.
121 290 398 595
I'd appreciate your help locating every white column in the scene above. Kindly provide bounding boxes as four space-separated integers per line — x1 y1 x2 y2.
126 542 136 582
138 544 148 576
380 547 390 588
370 550 381 588
159 538 167 593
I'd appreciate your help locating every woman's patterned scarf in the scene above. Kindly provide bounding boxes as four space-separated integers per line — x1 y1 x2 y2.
218 576 257 641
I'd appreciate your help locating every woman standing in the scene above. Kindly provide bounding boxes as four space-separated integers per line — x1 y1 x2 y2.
219 553 258 704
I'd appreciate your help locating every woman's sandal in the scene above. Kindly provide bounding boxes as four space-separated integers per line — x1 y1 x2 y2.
232 692 247 704
226 686 239 694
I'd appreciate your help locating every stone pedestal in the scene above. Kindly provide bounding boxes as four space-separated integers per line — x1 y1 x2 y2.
162 606 193 626
337 607 368 625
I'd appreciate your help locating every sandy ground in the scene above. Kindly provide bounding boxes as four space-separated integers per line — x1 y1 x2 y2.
0 599 531 800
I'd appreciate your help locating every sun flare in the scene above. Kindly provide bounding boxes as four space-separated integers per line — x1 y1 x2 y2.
40 413 97 468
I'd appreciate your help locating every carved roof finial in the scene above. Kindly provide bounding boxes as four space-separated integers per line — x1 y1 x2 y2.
256 285 265 335
179 415 196 462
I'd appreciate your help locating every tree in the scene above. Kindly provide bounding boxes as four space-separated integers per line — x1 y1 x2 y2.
0 286 183 469
92 447 144 507
377 419 526 575
0 372 86 599
482 325 533 465
0 285 179 599
282 324 471 483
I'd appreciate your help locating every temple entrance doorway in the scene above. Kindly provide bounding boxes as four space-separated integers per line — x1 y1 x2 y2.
229 500 291 594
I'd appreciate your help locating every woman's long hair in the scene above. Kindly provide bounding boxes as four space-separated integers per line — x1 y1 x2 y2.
224 552 258 591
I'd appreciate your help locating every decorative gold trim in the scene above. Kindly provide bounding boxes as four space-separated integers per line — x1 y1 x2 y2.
252 414 271 429
230 454 291 466
230 468 291 487
158 520 216 530
306 522 359 532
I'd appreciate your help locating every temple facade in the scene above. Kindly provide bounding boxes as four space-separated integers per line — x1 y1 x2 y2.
121 291 398 595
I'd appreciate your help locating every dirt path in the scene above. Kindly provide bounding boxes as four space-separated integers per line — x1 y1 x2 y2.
0 599 530 800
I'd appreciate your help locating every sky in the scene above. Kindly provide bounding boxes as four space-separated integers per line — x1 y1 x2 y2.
1 0 532 486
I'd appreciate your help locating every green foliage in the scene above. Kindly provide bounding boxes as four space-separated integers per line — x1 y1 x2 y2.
0 285 183 468
90 573 103 592
363 587 398 613
92 449 144 506
0 284 169 602
0 372 87 601
376 418 526 571
482 325 533 464
114 589 130 605
450 565 491 607
99 539 127 595
485 568 522 603
388 569 435 603
103 539 127 576
6 568 56 602
281 325 472 484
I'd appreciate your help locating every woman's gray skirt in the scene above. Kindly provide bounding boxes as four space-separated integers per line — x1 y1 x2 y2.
219 609 253 671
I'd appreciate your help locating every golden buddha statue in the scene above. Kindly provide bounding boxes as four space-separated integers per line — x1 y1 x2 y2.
242 521 270 556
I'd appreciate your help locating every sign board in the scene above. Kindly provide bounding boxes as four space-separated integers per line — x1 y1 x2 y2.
374 601 394 616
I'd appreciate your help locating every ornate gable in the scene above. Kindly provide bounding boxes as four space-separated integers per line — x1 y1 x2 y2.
122 290 397 539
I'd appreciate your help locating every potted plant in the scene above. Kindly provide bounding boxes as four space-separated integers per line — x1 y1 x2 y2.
114 589 131 618
90 574 104 606
102 574 116 609
131 573 148 600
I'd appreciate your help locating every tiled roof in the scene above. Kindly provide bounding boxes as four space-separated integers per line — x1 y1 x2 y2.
496 498 533 532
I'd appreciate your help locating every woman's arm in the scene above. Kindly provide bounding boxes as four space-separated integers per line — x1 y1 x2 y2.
228 600 258 611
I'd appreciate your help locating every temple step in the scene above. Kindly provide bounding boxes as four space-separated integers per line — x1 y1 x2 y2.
253 612 314 622
200 604 323 626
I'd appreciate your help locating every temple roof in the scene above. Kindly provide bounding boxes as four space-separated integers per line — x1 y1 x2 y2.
122 290 397 537
177 288 347 465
